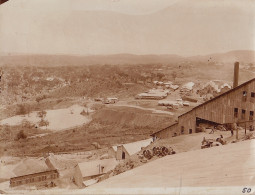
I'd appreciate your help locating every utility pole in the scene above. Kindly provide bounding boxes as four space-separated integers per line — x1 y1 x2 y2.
245 122 246 135
235 123 238 140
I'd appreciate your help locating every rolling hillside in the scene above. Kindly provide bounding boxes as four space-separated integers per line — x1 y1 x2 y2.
0 50 255 67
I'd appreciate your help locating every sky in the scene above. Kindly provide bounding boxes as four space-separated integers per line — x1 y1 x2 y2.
0 0 254 56
0 0 181 14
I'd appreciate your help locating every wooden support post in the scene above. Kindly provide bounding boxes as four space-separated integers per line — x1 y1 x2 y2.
236 126 238 140
245 122 246 135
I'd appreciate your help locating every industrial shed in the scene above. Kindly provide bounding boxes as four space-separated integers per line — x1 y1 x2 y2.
112 138 153 160
152 76 255 139
78 158 118 181
10 170 59 187
151 123 178 139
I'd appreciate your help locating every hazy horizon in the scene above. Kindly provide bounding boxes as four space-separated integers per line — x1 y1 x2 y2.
0 0 254 56
1 49 255 58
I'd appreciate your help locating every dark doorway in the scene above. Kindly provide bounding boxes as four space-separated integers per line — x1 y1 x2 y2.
122 152 125 159
196 117 219 128
181 126 184 134
189 129 192 134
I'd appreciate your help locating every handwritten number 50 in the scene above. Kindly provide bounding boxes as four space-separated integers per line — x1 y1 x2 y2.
242 188 251 193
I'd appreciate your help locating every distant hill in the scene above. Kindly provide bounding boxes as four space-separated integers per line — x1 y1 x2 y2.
0 54 185 66
188 50 255 64
0 50 254 66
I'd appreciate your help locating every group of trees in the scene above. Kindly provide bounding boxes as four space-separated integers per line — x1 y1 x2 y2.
3 64 181 105
35 94 47 103
16 104 30 115
16 130 27 140
37 110 49 128
0 124 27 141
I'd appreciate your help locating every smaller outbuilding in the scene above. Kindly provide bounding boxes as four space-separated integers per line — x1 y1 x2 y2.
78 158 118 181
10 170 59 188
112 138 153 160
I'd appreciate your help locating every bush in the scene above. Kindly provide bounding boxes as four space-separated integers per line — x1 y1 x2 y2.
36 94 47 103
91 104 105 111
21 119 34 128
37 110 47 118
56 99 63 104
39 119 49 128
80 109 87 116
16 104 30 115
16 130 27 140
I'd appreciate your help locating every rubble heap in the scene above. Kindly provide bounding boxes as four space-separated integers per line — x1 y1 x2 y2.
201 136 226 149
142 146 176 160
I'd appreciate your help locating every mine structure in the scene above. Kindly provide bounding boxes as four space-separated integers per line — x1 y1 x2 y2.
152 62 255 139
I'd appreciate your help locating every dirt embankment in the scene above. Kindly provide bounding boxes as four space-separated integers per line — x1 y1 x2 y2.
92 107 173 130
2 106 174 156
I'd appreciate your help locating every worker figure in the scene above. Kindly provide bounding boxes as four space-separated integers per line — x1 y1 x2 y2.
209 126 216 134
230 129 234 136
230 123 236 136
202 137 206 145
250 125 254 131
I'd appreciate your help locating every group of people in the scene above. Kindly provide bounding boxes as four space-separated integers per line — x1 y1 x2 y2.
229 123 254 136
210 123 254 136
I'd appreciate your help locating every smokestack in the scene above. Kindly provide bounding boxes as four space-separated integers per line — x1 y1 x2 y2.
233 61 239 88
0 0 9 5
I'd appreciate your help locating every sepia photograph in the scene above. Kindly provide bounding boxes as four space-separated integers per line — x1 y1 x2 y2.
0 0 255 194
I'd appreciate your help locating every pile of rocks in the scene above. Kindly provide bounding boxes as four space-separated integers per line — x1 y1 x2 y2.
112 160 135 176
201 136 226 149
141 146 176 160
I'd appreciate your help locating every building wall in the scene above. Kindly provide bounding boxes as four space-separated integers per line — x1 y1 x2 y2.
116 146 130 160
10 170 59 187
73 165 84 188
108 147 116 158
45 158 56 170
178 80 255 134
154 124 178 139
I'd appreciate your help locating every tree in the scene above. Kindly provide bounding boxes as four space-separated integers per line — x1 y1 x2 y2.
21 119 33 128
157 73 165 81
171 71 177 81
83 103 89 115
80 109 87 116
37 110 47 119
0 147 4 157
16 130 27 140
39 118 49 128
1 124 11 141
16 104 29 115
36 94 47 104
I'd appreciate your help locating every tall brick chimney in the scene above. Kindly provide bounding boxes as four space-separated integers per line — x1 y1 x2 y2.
233 61 239 88
0 0 9 5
